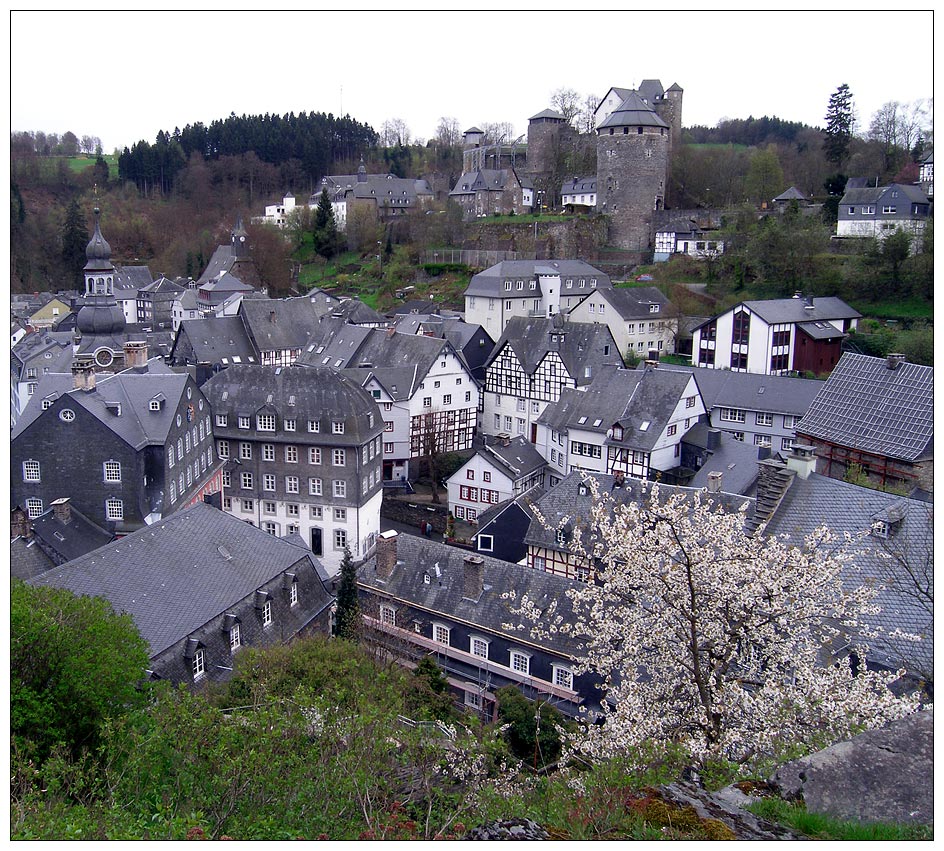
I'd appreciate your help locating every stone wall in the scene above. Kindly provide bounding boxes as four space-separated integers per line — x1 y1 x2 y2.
382 495 449 533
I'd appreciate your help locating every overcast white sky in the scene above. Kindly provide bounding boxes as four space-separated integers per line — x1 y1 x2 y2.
9 9 936 154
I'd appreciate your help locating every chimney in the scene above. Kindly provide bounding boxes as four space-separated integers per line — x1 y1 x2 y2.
376 530 398 579
462 555 485 601
269 310 276 322
51 497 72 524
707 471 723 493
785 444 817 480
706 428 722 451
71 358 96 392
123 340 148 369
612 469 625 488
886 353 906 371
757 446 771 461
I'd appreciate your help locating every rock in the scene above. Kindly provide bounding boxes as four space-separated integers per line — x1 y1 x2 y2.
463 818 549 840
770 710 933 825
658 781 806 840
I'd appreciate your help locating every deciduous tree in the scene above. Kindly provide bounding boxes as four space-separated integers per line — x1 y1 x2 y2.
510 479 918 768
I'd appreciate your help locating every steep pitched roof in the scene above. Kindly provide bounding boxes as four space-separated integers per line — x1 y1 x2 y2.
29 502 331 657
529 108 566 121
773 186 809 202
695 296 860 331
764 474 933 674
575 285 670 319
538 364 693 451
464 259 611 299
796 353 933 461
488 316 622 384
238 296 323 352
479 435 547 481
171 316 257 366
597 91 668 130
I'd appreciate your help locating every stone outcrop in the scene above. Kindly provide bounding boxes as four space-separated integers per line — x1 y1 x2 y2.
463 818 549 840
770 710 933 825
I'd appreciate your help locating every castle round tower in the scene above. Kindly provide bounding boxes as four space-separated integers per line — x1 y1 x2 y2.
595 92 670 251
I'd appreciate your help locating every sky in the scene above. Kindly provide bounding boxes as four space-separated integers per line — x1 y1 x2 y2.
8 9 936 155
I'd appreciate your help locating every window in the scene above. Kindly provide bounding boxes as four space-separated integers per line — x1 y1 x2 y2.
262 600 272 627
241 498 255 512
483 471 491 482
238 416 250 429
755 412 773 427
553 666 573 690
305 447 321 466
332 421 345 434
241 471 254 489
239 442 252 460
286 476 299 494
307 419 321 432
284 418 296 432
782 437 796 451
263 473 276 491
784 415 801 429
379 603 396 625
222 469 231 488
309 477 323 496
467 469 475 480
216 414 228 427
667 424 677 436
333 479 347 498
192 648 205 680
384 443 393 454
510 651 530 674
26 498 43 518
719 408 746 423
263 520 278 536
285 445 298 463
257 413 275 431
433 624 451 645
332 448 346 466
22 460 40 482
471 637 489 658
494 414 501 429
754 434 772 447
334 508 347 522
465 690 482 709
102 460 121 482
460 485 479 501
217 440 230 459
423 397 432 408
882 205 897 214
263 500 276 514
230 624 241 651
333 529 347 550
106 498 124 521
443 394 452 405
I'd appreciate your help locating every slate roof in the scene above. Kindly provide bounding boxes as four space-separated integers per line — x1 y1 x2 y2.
449 169 520 196
113 265 154 291
238 296 323 352
539 364 693 451
525 471 753 552
28 502 331 657
11 536 57 581
341 366 421 402
465 259 611 299
28 500 114 566
139 276 185 296
764 474 933 674
201 364 381 443
198 271 255 296
319 172 433 205
574 285 671 319
486 316 621 383
479 435 547 480
357 533 584 657
838 182 929 207
12 367 192 447
474 488 543 534
773 186 809 202
529 108 567 121
658 364 822 417
694 297 860 332
561 176 597 195
796 353 933 462
11 330 74 374
597 91 668 130
682 422 762 495
171 316 257 365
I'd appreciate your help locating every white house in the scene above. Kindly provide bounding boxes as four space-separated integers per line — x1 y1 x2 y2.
565 285 677 358
446 435 545 524
561 176 597 210
171 288 202 331
253 192 309 229
536 363 705 487
692 294 860 377
836 182 930 243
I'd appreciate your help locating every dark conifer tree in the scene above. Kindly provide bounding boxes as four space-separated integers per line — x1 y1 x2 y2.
60 199 89 288
333 546 360 641
824 84 855 169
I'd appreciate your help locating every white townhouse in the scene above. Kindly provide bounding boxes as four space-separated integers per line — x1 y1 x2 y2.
463 259 613 338
536 363 706 487
566 285 678 358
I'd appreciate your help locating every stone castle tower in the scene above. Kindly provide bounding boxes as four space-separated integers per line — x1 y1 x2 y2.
596 92 671 251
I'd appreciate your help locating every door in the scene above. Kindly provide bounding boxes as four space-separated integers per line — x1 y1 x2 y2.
311 527 323 556
530 423 537 444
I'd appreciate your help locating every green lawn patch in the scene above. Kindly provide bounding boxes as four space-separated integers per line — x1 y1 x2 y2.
746 797 932 841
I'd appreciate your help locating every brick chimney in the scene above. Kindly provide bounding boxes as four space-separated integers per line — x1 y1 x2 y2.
123 341 148 369
747 458 796 533
785 444 817 480
707 471 723 493
71 358 96 391
706 428 722 451
51 497 72 524
376 530 398 579
462 554 485 601
11 507 32 540
886 353 906 371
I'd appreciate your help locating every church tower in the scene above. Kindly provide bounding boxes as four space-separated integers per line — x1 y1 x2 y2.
76 208 126 336
595 92 670 252
231 215 249 260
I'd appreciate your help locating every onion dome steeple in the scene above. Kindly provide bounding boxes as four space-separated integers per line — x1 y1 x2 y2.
84 207 113 272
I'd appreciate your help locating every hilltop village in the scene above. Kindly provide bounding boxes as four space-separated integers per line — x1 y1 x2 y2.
11 79 933 839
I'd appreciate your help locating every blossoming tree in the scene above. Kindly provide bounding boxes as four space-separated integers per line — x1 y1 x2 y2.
511 479 918 766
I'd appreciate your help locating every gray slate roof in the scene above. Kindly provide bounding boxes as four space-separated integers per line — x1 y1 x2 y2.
796 353 933 461
839 182 929 207
29 501 114 566
357 533 584 657
13 367 191 447
171 316 257 365
113 265 154 291
11 330 74 374
561 176 597 195
29 502 331 657
774 186 809 202
597 91 668 130
529 108 567 121
695 297 860 332
11 537 57 581
683 422 762 495
465 259 611 299
525 471 753 552
479 435 547 480
487 316 621 383
538 364 693 451
575 285 670 319
658 364 822 417
238 296 324 352
764 474 933 674
450 169 520 196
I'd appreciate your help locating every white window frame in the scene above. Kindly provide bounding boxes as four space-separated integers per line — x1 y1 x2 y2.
290 582 299 607
230 624 241 651
26 498 43 518
755 412 773 427
103 461 121 482
510 650 531 675
433 623 451 646
22 460 41 482
380 603 396 625
192 648 205 680
332 448 346 466
105 498 124 521
286 475 300 494
262 599 272 627
470 636 490 659
552 665 573 690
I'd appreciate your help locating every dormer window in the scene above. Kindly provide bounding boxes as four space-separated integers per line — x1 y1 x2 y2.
612 425 624 441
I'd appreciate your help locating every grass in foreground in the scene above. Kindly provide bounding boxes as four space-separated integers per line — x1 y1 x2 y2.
747 797 932 841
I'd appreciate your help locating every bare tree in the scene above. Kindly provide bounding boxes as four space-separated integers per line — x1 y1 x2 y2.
550 87 582 128
578 93 600 134
479 121 515 145
381 118 412 147
435 116 462 148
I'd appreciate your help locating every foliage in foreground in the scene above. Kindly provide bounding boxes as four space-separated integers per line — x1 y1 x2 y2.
512 479 919 769
747 797 932 841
